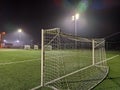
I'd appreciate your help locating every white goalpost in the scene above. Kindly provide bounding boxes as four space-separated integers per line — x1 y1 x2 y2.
41 29 44 87
33 28 109 90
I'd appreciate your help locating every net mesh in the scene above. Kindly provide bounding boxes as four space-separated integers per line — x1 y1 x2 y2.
41 28 109 90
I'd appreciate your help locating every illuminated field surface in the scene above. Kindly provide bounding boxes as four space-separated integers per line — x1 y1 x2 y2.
0 49 119 90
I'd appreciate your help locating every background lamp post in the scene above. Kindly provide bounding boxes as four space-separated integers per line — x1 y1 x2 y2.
72 13 79 49
18 29 22 47
18 29 22 41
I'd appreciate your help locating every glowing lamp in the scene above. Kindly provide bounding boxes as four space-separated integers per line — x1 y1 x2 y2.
18 29 22 33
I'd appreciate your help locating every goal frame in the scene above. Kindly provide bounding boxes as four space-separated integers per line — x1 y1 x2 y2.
40 28 108 90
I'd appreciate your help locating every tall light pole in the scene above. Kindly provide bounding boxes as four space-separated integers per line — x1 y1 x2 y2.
18 29 22 41
72 13 79 49
18 29 22 47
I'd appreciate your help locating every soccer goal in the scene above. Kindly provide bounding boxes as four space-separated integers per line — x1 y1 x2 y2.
39 28 109 90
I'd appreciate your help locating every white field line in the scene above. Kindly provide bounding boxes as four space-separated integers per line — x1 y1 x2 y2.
0 58 40 65
30 85 42 90
30 54 119 90
95 65 108 68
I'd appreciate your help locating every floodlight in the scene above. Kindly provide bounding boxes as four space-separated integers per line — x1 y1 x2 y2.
75 13 79 20
18 29 22 33
3 40 7 42
72 13 79 20
16 40 20 43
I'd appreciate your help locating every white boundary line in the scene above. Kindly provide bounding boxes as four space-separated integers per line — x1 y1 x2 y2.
30 55 119 90
0 58 39 65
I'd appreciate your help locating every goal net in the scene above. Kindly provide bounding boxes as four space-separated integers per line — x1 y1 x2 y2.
40 28 109 90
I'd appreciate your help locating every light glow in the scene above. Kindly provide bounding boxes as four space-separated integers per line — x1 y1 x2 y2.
18 29 22 33
72 13 80 20
3 40 7 42
75 13 79 20
16 40 20 43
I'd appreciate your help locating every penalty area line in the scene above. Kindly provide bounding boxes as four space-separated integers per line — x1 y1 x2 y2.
30 54 119 90
0 58 40 66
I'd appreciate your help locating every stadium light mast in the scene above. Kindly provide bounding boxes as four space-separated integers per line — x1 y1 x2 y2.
18 29 22 47
72 13 79 49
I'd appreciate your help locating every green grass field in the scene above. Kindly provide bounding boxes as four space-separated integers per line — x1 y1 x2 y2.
94 51 120 90
0 49 41 90
0 49 120 90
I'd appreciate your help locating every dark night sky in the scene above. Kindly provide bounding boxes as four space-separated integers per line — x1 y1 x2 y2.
0 0 120 42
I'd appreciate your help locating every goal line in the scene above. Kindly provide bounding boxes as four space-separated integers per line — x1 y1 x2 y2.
0 58 39 66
